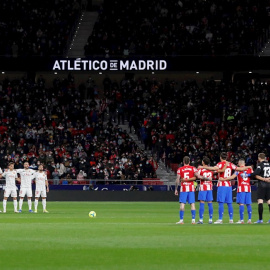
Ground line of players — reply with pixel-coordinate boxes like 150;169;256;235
175;152;270;224
0;161;49;213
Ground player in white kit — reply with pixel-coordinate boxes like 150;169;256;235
33;164;49;213
16;161;35;213
1;162;19;213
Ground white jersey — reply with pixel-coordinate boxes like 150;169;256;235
16;169;35;188
2;170;18;189
34;171;47;190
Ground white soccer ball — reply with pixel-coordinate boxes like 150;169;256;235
89;211;96;218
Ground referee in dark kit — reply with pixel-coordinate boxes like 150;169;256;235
250;153;270;223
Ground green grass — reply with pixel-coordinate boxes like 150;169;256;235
0;201;270;270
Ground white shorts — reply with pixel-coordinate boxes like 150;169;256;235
35;189;47;198
4;188;17;198
19;188;33;198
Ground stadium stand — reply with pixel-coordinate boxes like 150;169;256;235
102;76;270;172
0;75;160;184
0;73;269;185
85;0;270;57
0;1;270;187
0;0;81;57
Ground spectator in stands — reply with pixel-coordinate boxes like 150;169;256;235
85;1;270;57
66;174;72;185
0;0;81;57
52;168;60;185
77;170;87;182
58;162;67;178
1;73;270;186
144;161;154;178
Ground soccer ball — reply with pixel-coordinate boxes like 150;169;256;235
89;211;96;218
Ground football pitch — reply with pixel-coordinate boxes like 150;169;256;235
1;201;270;270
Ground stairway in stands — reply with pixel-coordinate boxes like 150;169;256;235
259;42;270;56
118;123;176;188
67;11;98;58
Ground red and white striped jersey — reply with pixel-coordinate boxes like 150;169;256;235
237;167;253;193
177;165;197;192
198;168;213;191
217;161;237;187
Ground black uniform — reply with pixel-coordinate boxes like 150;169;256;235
252;161;270;200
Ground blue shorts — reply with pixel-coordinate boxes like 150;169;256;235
179;192;195;204
217;186;233;203
198;190;213;202
236;192;252;205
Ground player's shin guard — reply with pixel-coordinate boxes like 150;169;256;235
42;199;46;210
3;199;7;212
199;203;204;220
239;205;244;220
208;203;213;220
218;203;224;220
19;199;23;210
247;204;252;220
28;199;32;210
34;199;38;211
13;200;18;212
228;203;233;220
258;203;263;220
179;210;184;220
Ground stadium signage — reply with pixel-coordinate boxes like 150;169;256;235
52;59;167;71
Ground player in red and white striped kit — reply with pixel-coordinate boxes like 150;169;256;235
221;159;253;224
175;156;211;224
221;158;269;224
201;152;251;224
197;157;214;224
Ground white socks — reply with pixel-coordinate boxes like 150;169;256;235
3;199;30;212
3;199;7;212
19;199;23;210
28;199;32;210
13;200;17;212
34;199;38;211
35;199;46;211
42;199;46;210
19;199;32;211
3;198;43;212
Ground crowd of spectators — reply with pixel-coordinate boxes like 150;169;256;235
101;76;270;173
85;0;270;57
0;74;269;184
0;0;81;57
0;75;158;185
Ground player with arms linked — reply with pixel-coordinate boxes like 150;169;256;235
222;158;269;224
201;152;251;224
33;164;49;213
197;157;215;224
16;161;35;213
175;156;212;224
220;159;253;224
1;162;19;213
